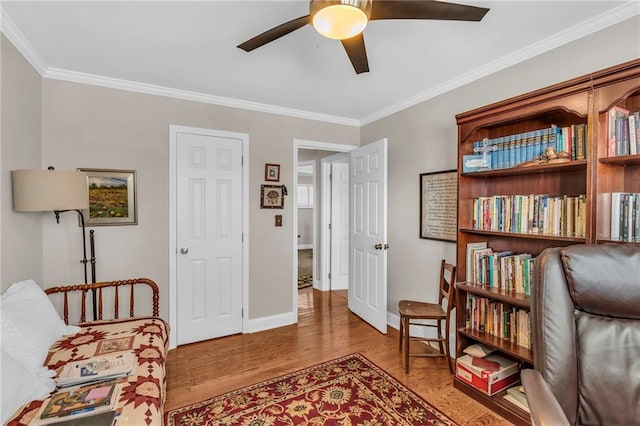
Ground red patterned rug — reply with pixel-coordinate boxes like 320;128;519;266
166;353;457;425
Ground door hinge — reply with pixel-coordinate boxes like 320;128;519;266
241;233;244;242
328;273;332;279
241;156;244;166
242;308;244;318
329;173;332;181
328;223;332;230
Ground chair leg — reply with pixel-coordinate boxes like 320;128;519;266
398;314;403;353
404;317;410;373
436;319;445;356
444;321;453;374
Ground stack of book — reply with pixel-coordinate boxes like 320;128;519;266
607;106;640;157
467;123;588;172
30;380;122;425
56;352;136;388
503;384;530;413
466;243;534;295
473;193;586;237
465;294;532;349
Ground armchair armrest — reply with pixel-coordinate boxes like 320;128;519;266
521;369;570;426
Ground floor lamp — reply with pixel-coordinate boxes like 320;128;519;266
12;168;97;320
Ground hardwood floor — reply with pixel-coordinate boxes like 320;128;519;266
165;288;513;425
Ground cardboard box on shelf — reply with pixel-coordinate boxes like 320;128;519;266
456;354;520;396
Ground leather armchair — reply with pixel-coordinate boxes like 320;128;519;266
521;244;640;426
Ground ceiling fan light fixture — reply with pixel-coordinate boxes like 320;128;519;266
311;0;372;40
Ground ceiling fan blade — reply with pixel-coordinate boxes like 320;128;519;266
238;15;311;52
370;0;489;22
341;33;370;74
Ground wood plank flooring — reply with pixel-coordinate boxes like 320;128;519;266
165;288;513;425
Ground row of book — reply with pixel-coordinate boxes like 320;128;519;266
466;295;532;350
607;106;640;157
468;124;587;171
469;246;534;295
473;194;587;237
600;192;640;242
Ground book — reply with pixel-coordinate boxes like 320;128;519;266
31;381;121;425
504;385;530;413
56;352;136;388
608;106;630;157
38;410;117;426
466;242;487;285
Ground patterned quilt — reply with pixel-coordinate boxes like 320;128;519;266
7;317;168;426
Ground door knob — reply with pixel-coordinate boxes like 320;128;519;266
180;247;189;255
374;243;383;250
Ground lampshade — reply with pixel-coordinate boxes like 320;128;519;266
12;169;89;212
311;0;372;40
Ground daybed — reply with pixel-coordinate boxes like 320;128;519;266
1;278;168;426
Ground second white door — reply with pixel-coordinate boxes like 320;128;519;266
176;129;243;345
348;139;388;334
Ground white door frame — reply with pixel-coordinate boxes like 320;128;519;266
169;125;249;350
292;139;356;322
320;153;349;291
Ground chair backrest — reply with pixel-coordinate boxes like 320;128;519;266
531;244;640;425
438;259;457;314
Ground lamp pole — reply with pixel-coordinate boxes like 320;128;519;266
53;209;96;321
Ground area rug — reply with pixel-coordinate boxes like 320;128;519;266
298;249;313;289
165;353;457;425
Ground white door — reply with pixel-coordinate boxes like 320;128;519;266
349;139;388;334
176;131;243;345
330;161;350;290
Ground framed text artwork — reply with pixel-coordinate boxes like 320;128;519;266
420;170;457;242
78;168;137;226
265;163;281;182
260;184;285;209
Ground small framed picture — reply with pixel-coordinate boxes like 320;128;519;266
78;168;137;226
265;163;280;182
260;184;284;209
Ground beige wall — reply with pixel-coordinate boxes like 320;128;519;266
1;35;43;289
39;79;360;321
362;16;640;317
2;14;639;331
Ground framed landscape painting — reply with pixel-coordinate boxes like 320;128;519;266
78;168;137;226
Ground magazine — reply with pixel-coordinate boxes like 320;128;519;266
30;381;122;425
56;352;136;388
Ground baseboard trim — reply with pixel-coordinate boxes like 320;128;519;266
246;311;296;334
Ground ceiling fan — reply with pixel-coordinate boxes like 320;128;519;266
237;0;489;74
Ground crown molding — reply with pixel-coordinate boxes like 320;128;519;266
360;2;640;126
0;8;47;75
43;67;360;127
3;2;637;129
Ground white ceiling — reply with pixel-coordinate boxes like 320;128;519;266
2;1;636;125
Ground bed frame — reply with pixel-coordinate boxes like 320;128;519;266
45;278;159;324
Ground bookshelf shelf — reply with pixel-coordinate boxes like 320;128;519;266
453;379;530;426
455;58;640;424
461;160;587;177
458;328;533;363
456;282;530;308
599;154;640;166
460;228;586;243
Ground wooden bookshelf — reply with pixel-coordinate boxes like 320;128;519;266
454;58;640;425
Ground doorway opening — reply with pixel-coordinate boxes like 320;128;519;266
292;140;356;323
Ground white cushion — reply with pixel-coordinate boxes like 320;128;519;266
0;279;79;373
463;343;495;358
0;348;55;424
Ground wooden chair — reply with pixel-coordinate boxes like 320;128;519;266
398;259;456;373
